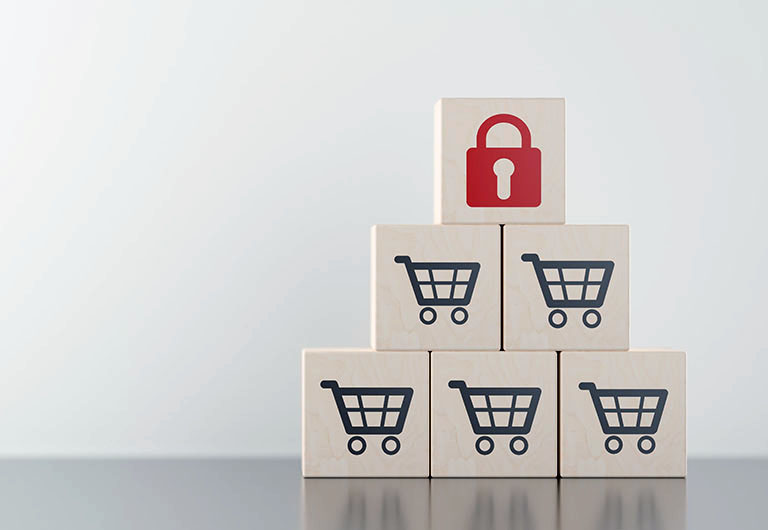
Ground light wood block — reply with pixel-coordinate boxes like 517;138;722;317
503;225;629;351
560;350;687;477
371;225;500;351
431;351;557;477
431;478;558;530
302;348;429;477
435;98;565;225
560;477;686;529
302;477;429;530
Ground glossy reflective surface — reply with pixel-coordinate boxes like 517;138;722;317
0;459;762;529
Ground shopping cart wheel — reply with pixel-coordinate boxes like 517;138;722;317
548;309;567;328
451;307;468;325
381;436;401;455
638;436;656;454
582;310;602;328
509;436;529;455
605;436;623;454
475;436;494;455
348;436;367;455
419;307;437;325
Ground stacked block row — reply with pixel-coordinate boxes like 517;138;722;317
302;98;686;478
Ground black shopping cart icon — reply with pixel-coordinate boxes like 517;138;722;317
321;380;413;456
522;253;614;329
449;380;541;456
579;382;668;455
395;255;480;326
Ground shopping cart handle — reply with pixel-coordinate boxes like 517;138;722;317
320;380;339;389
394;255;412;265
521;253;540;263
578;382;597;391
448;380;467;389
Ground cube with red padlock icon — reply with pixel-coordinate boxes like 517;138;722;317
434;98;565;224
466;113;542;207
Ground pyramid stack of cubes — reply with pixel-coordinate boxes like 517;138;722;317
303;98;686;478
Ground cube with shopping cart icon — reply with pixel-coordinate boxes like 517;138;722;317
302;349;429;477
372;225;500;351
431;351;557;477
560;350;686;477
503;225;629;351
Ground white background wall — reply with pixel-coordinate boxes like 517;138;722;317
1;0;766;457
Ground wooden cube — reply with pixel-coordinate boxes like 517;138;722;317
371;225;500;351
503;225;629;351
435;98;565;225
302;477;429;529
302;348;429;477
431;351;557;477
560;477;686;529
560;350;686;477
431;477;558;530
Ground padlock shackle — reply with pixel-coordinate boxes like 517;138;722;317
475;114;532;149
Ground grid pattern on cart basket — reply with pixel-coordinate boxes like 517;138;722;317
339;394;407;429
541;265;607;302
466;394;535;429
596;395;663;429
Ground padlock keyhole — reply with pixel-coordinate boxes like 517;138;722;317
493;158;515;200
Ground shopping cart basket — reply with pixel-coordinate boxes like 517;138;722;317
521;253;614;329
394;255;480;325
321;380;413;456
449;380;541;455
579;382;668;455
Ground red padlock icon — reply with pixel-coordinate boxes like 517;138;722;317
466;114;542;207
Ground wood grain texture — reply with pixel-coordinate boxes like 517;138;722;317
431;351;557;477
302;348;429;477
371;225;500;351
435;98;565;224
503;224;630;351
560;350;687;477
